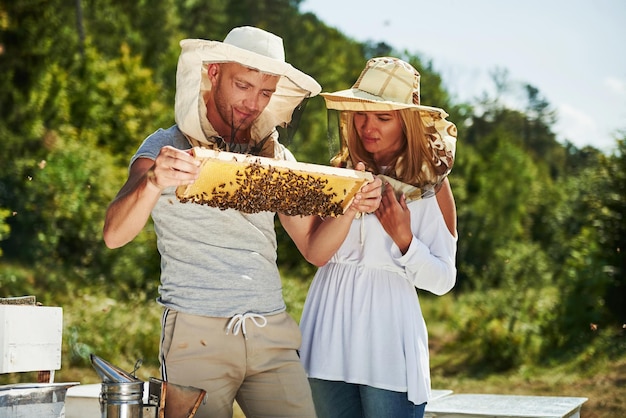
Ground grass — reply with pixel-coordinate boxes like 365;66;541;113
1;274;623;417
429;344;626;417
424;294;626;418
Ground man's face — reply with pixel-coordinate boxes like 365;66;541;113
207;62;279;138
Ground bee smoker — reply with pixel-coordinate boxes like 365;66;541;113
90;354;146;418
90;354;205;418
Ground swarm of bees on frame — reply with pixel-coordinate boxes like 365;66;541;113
178;161;347;217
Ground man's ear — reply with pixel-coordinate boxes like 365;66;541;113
207;63;220;83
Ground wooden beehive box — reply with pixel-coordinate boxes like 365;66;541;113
0;304;63;374
176;148;373;217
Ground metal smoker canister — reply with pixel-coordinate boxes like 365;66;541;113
100;380;144;418
90;354;145;418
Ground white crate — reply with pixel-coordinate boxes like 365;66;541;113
0;305;63;374
424;393;588;418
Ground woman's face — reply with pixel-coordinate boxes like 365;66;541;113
353;111;404;165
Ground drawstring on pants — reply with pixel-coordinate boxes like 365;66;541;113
225;313;267;339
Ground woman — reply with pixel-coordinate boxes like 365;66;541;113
299;57;458;418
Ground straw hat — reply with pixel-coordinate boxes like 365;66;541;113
322;57;443;114
323;57;457;198
175;26;321;149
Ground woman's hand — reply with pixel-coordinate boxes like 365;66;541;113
375;182;412;254
346;162;382;215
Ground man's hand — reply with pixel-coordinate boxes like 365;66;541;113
147;146;201;190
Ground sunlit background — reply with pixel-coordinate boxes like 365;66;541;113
302;0;626;153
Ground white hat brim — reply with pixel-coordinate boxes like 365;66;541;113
182;39;321;98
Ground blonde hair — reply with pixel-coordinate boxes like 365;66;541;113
332;109;441;187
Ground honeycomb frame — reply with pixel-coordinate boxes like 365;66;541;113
175;148;373;217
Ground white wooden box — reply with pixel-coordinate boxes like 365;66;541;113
0;305;63;374
424;393;588;418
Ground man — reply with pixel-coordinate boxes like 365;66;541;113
103;26;381;418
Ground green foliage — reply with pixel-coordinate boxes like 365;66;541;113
281;271;313;323
63;293;162;371
0;0;624;379
70;43;172;161
79;0;181;64
0;0;81;111
174;0;229;40
1;130;160;297
452;242;556;370
542;140;626;354
0;209;10;257
454;122;543;289
448;74;625;367
0;263;38;298
10;133;112;266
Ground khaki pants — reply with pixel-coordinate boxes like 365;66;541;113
160;309;316;418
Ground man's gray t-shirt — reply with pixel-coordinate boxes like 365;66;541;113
132;126;286;317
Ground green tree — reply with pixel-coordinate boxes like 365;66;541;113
70;43;171;162
455;118;544;289
0;40;165;297
542;135;626;355
80;0;180;68
2;0;623;373
601;134;626;322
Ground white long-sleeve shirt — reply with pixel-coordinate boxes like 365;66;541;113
299;195;457;405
